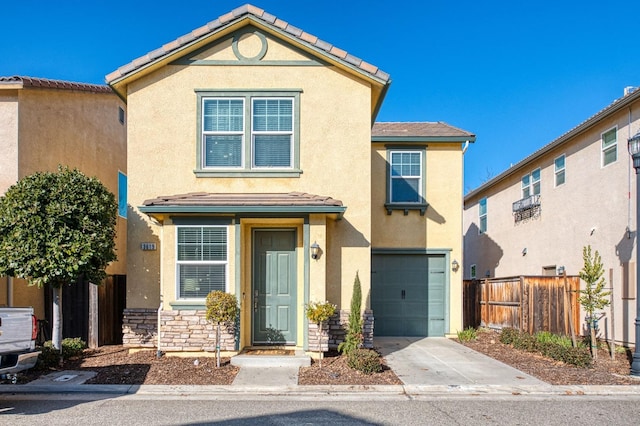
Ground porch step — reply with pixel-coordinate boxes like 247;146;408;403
231;354;311;367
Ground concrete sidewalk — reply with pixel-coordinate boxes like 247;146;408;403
2;337;640;397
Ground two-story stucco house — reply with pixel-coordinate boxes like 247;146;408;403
0;76;127;346
109;4;474;355
464;86;640;345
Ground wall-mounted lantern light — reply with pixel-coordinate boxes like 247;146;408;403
451;259;459;272
310;241;320;260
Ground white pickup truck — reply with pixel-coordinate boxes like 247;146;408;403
0;307;40;383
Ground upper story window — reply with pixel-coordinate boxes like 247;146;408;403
521;168;540;198
196;90;301;177
554;155;565;187
385;148;427;215
479;197;487;234
176;226;228;299
390;150;422;203
602;127;617;167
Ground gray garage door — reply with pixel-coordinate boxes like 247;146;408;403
371;254;446;336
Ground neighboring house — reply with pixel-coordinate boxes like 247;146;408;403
464;86;640;345
0;76;127;346
108;4;473;354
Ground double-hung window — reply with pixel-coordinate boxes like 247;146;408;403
479;197;487;234
197;90;300;176
554;155;565;187
176;226;227;299
389;150;423;203
521;168;540;198
602;127;617;167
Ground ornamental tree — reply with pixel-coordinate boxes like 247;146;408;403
0;166;117;352
205;290;239;367
578;245;611;359
305;300;336;368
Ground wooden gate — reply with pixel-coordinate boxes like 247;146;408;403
463;275;580;335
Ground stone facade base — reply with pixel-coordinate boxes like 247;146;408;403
309;309;374;351
123;308;374;352
122;308;236;352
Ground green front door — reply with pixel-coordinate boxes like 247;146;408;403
252;230;297;345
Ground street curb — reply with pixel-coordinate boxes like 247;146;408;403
2;384;640;396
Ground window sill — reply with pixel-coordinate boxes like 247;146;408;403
194;169;302;178
384;203;428;216
169;301;206;310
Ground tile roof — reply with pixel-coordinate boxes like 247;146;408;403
143;192;344;208
372;122;476;139
0;76;114;94
106;4;389;84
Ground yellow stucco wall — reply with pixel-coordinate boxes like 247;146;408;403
126;29;372;315
370;142;465;333
0;86;127;318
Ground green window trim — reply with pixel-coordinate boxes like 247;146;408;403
385;147;427;215
195;90;301;176
479;197;487;234
176;225;228;300
554;154;566;187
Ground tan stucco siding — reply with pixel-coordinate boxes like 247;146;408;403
0;93;19;194
370;143;464;333
16;88;128;276
126;48;372;310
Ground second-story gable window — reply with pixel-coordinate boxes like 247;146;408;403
252;98;293;168
390;150;423;203
521;168;541;198
602;127;617;167
196;90;301;177
479;197;487;234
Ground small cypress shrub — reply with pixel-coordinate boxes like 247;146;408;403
338;272;364;355
347;348;383;374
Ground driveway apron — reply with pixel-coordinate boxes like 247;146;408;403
375;337;546;386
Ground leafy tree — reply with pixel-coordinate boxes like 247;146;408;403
578;245;611;358
205;291;239;368
338;272;364;354
0;166;117;352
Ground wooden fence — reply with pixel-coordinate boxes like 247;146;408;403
463;275;581;336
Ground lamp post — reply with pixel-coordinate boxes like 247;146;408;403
628;129;640;376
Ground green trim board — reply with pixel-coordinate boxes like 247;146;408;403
235;220;242;351
170;217;233;225
385;147;427;213
303;218;310;351
140;206;346;218
171;26;327;68
168;301;206;310
194;170;302;178
372;248;452;255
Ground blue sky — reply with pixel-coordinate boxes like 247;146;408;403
2;0;639;192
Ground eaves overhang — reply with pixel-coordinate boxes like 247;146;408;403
372;135;476;143
139;204;346;217
464;87;640;202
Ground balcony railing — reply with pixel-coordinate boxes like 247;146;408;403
512;194;541;212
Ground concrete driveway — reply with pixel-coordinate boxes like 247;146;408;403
375;337;546;386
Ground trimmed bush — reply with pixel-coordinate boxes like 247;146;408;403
346;348;383;374
36;338;87;369
499;327;520;345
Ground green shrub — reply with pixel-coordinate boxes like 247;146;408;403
535;331;573;348
338;272;364;355
36;338;87;369
499;327;520;345
346;348;383;374
512;333;537;352
457;327;478;342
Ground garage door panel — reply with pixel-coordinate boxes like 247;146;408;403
372;254;447;337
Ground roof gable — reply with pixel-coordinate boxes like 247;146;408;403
107;4;390;114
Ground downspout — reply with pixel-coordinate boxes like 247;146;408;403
630;107;634;241
462;140;470;155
